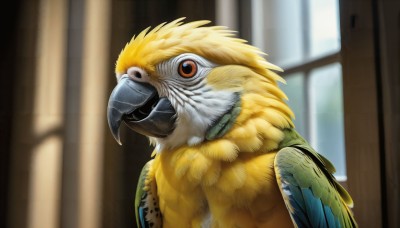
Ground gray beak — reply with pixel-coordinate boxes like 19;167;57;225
107;76;176;145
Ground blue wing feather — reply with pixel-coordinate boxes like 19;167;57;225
323;204;339;228
139;206;147;228
283;181;309;227
301;188;327;227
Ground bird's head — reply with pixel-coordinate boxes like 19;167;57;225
107;18;293;150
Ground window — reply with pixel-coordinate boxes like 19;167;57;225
250;0;346;180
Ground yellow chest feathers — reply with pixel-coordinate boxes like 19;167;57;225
150;147;291;227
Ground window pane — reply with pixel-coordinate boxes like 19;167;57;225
280;73;307;138
309;0;341;57
309;63;346;180
252;0;304;67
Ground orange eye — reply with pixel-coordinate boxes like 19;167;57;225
178;60;197;78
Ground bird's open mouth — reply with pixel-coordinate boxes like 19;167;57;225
124;93;160;121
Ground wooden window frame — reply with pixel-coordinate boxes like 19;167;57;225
339;0;396;227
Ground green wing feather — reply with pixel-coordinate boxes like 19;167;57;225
135;160;162;228
275;129;357;227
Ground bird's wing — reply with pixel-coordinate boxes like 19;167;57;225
274;146;357;228
135;160;162;228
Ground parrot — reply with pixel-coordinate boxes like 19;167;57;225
107;18;357;228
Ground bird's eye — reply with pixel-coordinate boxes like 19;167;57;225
178;60;197;78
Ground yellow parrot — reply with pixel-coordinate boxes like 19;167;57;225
107;18;357;228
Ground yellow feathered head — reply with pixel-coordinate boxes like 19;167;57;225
116;18;282;79
108;18;294;149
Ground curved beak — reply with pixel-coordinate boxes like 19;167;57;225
107;76;176;145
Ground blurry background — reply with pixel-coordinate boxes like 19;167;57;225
0;0;399;227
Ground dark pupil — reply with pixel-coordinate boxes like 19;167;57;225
182;62;193;74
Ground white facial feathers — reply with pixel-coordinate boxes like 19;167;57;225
153;54;238;149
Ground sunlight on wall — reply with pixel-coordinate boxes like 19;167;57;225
27;0;67;227
78;0;111;228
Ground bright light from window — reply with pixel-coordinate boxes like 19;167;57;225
309;0;341;57
309;63;346;180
